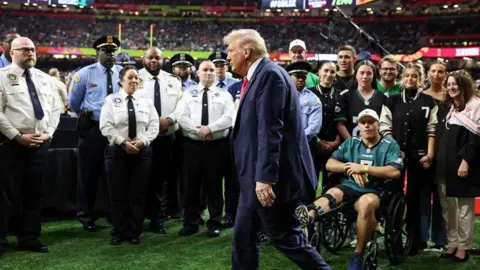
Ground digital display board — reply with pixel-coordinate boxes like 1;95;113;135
6;0;94;6
259;0;308;9
308;0;375;8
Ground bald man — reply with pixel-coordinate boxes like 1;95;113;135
0;37;61;254
138;47;183;233
0;32;20;68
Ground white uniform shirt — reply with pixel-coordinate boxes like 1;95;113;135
0;63;61;139
100;89;159;147
176;83;233;141
138;68;182;136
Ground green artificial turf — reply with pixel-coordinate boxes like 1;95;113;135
1;217;479;270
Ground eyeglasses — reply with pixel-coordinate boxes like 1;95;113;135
449;69;467;75
13;48;36;54
381;68;397;72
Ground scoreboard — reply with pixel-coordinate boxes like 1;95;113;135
259;0;308;9
259;0;375;9
8;0;94;6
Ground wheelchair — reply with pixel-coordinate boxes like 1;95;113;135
308;175;413;269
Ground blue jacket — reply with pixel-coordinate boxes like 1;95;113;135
231;58;317;206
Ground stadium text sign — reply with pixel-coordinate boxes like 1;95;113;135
260;0;308;9
455;48;479;57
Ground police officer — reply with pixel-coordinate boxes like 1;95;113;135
116;52;136;67
100;65;159;245
176;61;234;237
379;63;438;254
285;61;322;152
69;36;123;232
0;37;61;254
170;53;197;91
0;31;20;68
208;51;238;89
139;47;183;234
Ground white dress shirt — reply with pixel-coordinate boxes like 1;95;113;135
247;57;264;81
138;68;182;136
0;63;61;139
176;83;234;141
100;89;159;147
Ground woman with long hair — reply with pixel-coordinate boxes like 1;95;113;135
380;62;438;254
436;70;480;262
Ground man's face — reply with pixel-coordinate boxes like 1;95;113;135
291;73;306;90
226;42;248;76
379;61;398;83
289;46;306;63
215;63;228;80
98;46;117;69
428;63;446;85
337;50;354;72
359;118;379;140
143;49;163;74
173;64;191;79
2;33;20;60
198;62;215;87
11;38;36;69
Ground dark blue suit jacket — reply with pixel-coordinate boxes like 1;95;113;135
231;58;317;207
228;81;243;101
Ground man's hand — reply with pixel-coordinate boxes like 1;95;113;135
458;160;469;178
317;140;332;153
419;155;432;169
196;125;212;138
17;133;44;148
159;118;170;132
401;151;406;160
130;140;145;151
351;173;367;187
256;182;276;207
124;141;139;154
345;162;363;176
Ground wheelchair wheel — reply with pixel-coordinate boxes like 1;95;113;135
319;211;350;253
385;193;413;265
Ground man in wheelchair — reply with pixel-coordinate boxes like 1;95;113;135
296;109;404;270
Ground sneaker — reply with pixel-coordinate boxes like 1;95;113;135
350;239;358;248
347;252;363;270
294;205;309;239
425;244;446;252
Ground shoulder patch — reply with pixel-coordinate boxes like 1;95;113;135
139;78;144;88
73;74;81;83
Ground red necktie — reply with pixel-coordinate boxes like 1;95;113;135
240;77;249;100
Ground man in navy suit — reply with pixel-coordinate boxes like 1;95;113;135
224;29;331;270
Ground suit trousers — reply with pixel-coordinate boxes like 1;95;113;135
0;139;49;245
76;122;109;225
437;177;475;249
232;197;331;270
105;145;152;238
145;135;175;225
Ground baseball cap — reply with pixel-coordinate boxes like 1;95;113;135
289;39;306;51
358;109;379;122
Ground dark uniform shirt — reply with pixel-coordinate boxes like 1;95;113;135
335;89;387;137
379;89;438;157
310;85;340;142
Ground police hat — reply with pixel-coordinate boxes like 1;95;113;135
116;52;135;65
93;36;120;50
285;61;312;76
170;53;195;67
208;51;228;65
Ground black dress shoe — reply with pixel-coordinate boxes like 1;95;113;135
18;242;48;253
83;222;98;232
224;217;234;228
154;224;167;234
178;227;198;236
130;237;140;245
207;228;220;238
452;252;470;263
110;236;122;245
440;248;457;259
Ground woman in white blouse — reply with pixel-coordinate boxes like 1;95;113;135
100;65;159;245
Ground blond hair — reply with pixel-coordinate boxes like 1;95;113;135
378;55;398;69
224;29;268;58
401;63;426;89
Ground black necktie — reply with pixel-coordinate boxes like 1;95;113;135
153;76;161;117
106;68;113;95
217;81;225;88
24;69;44;120
201;88;209;126
127;95;137;139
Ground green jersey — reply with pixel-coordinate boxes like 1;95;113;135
331;136;403;194
306;72;319;88
376;80;401;97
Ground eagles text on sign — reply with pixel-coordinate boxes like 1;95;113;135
455;48;480;57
